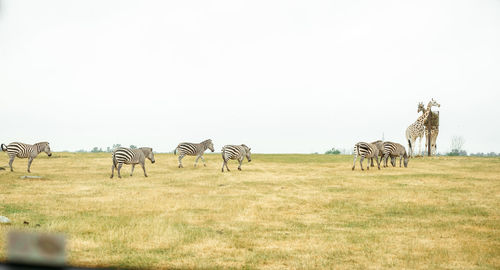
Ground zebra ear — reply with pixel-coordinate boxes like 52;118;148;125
249;148;251;151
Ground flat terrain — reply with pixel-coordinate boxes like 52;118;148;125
0;153;499;269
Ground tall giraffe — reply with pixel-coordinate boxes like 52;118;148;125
425;116;439;155
405;99;440;157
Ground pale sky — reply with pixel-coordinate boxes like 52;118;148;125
1;0;499;153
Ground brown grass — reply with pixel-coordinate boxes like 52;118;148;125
0;153;499;269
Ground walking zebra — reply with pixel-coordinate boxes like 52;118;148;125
110;147;155;179
1;142;52;172
221;144;251;172
352;142;380;171
174;139;214;168
382;141;409;168
370;140;385;167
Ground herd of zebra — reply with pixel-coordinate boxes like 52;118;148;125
1;139;407;176
352;140;409;171
0;139;252;177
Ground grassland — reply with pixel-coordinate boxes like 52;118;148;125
0;152;499;269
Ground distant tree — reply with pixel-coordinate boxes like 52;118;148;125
130;145;137;149
76;149;87;153
91;147;103;153
112;144;122;151
447;136;467;156
325;148;341;155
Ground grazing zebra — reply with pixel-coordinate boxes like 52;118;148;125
1;142;52;172
110;147;155;179
174;139;214;168
382;141;409;168
221;144;251;172
352;142;380;171
370;140;385;167
405;99;440;157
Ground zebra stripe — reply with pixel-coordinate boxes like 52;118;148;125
352;142;380;171
110;147;155;179
221;144;252;172
1;142;51;172
383;141;409;168
369;140;385;167
174;139;214;168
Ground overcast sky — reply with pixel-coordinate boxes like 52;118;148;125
1;0;499;153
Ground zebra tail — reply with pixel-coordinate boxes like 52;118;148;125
1;144;6;152
173;147;177;155
408;139;412;152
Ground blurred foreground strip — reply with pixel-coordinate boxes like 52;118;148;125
7;231;66;266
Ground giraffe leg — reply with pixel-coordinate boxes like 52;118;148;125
418;137;423;156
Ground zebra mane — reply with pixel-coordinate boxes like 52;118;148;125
35;142;49;146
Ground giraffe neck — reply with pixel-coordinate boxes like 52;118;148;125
416;108;431;124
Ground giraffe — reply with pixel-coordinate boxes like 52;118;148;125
425;119;439;155
405;98;440;157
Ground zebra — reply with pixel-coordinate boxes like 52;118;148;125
110;147;155;179
352;142;380;171
382;141;409;168
174;139;214;168
1;142;52;173
370;140;385;167
221;144;251;172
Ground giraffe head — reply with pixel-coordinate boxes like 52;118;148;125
417;102;425;113
427;98;440;110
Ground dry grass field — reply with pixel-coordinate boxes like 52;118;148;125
0;152;499;269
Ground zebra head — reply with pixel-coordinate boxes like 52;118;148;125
141;147;155;163
37;142;52;157
204;139;214;152
403;152;409;168
241;144;252;162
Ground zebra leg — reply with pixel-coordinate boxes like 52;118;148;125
8;156;14;172
141;162;147;177
225;160;231;172
399;157;403;167
383;154;388;167
27;157;34;173
178;154;184;168
194;155;201;167
238;158;243;171
352;153;358;170
201;156;206;167
376;156;380;170
360;156;365;171
130;164;135;176
117;163;123;178
110;163;115;178
370;157;374;167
